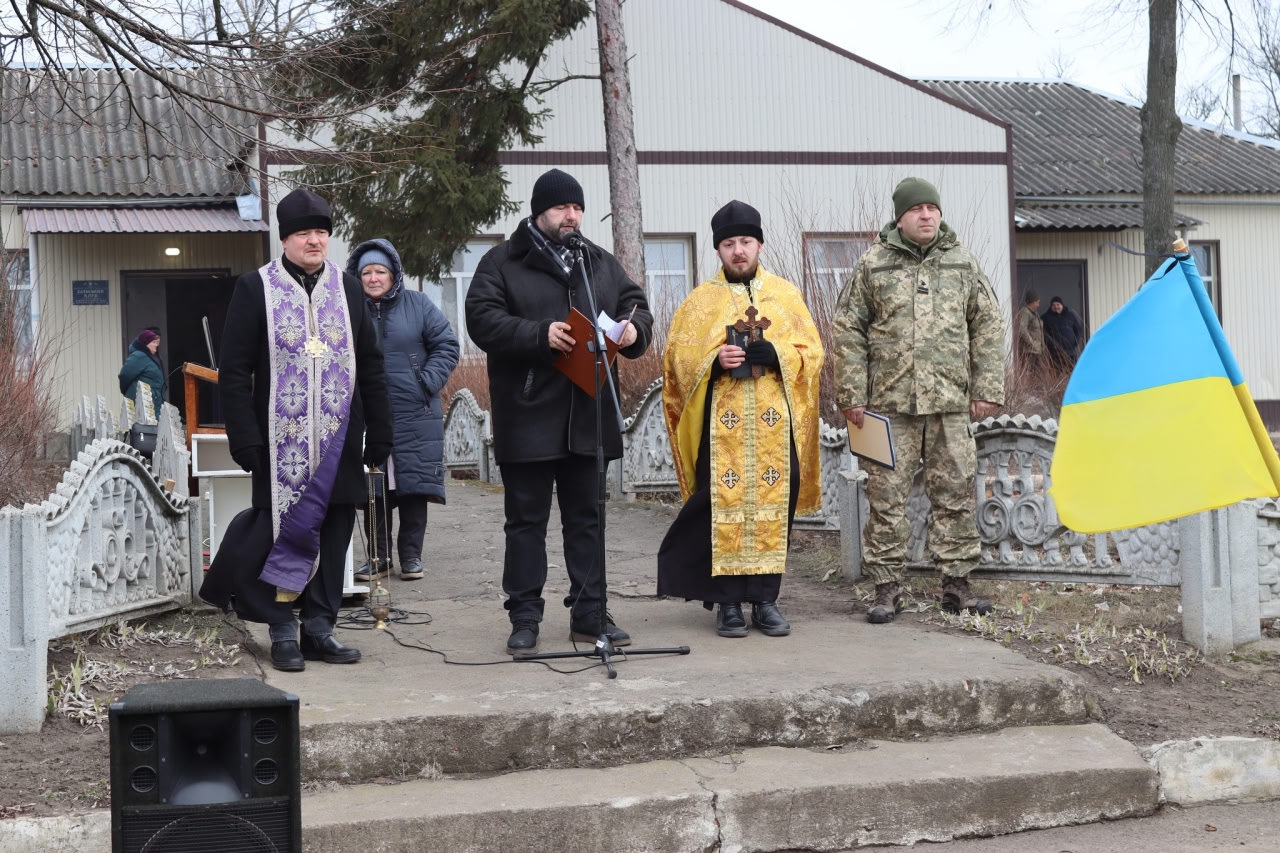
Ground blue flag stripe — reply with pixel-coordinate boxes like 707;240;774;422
1062;258;1227;406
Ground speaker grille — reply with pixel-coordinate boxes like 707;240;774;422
130;724;157;752
130;766;158;793
123;800;291;853
253;759;279;786
253;718;278;745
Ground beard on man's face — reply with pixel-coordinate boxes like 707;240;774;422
537;216;576;245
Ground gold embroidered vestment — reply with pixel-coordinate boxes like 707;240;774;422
662;268;824;576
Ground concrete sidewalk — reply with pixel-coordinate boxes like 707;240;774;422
242;481;1094;783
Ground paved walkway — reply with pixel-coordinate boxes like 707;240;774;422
256;479;1072;722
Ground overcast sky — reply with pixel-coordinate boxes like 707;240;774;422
744;0;1255;128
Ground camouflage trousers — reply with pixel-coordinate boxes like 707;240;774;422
863;412;979;585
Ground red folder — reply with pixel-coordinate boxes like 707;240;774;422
553;308;620;398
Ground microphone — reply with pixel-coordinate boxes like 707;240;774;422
562;230;588;250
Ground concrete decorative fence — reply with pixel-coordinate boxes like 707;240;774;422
445;388;1276;654
835;413;1275;654
1;426;200;734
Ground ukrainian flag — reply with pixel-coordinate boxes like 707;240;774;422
1049;253;1280;533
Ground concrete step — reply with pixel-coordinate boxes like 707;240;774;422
261;602;1097;784
300;723;1157;853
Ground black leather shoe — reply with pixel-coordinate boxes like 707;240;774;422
569;609;632;647
506;621;539;655
300;633;361;664
399;557;424;580
716;603;748;638
270;640;305;672
750;601;791;637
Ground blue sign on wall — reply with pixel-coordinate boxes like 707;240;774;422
72;280;109;305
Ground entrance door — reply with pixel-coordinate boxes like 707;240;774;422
122;269;233;425
1015;261;1088;338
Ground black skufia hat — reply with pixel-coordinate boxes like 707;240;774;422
277;188;332;240
712;200;764;247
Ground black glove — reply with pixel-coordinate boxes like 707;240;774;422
745;339;779;368
364;444;392;469
231;444;268;475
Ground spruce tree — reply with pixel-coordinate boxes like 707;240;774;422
288;0;592;278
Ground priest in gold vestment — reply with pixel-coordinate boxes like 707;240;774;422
658;201;823;638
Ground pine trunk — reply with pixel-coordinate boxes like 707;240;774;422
595;0;646;286
1140;0;1183;277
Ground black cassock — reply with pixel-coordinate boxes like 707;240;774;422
198;508;292;624
656;364;801;609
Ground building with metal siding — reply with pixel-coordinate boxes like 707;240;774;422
1;69;266;428
929;80;1280;423
268;0;1016;362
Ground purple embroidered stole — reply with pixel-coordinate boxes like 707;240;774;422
258;259;357;593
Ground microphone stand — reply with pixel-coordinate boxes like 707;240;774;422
515;237;690;678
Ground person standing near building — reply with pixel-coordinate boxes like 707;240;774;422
118;328;166;413
832;177;1005;624
1041;296;1084;371
465;168;653;655
211;188;393;671
346;239;459;582
1017;289;1044;371
657;201;824;638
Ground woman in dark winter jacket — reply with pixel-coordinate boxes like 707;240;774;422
118;328;166;413
346;239;460;581
1041;296;1085;371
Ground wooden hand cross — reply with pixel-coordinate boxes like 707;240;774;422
733;305;772;378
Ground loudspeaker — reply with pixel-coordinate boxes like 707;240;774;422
109;678;301;853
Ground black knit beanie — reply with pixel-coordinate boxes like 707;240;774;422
530;169;585;216
277;188;332;240
711;200;764;247
892;177;942;222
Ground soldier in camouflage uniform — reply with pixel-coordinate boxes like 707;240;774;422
832;177;1006;623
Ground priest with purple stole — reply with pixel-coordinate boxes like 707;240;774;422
203;188;393;672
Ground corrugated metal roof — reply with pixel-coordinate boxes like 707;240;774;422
1;68;259;199
1015;204;1203;231
23;206;268;233
924;80;1280;195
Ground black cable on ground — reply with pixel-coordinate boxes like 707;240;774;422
333;603;685;675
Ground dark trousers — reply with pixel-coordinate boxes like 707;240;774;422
360;490;431;565
270;503;356;640
500;454;603;624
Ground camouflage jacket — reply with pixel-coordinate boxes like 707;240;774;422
832;222;1005;415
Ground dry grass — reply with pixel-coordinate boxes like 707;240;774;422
0;253;60;507
876;578;1203;685
46;619;245;729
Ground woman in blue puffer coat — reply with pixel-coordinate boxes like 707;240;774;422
346;239;460;580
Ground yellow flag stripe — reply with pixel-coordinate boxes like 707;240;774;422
1049;376;1279;533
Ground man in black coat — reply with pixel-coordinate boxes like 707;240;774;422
1042;295;1085;371
211;188;393;672
465;168;653;655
